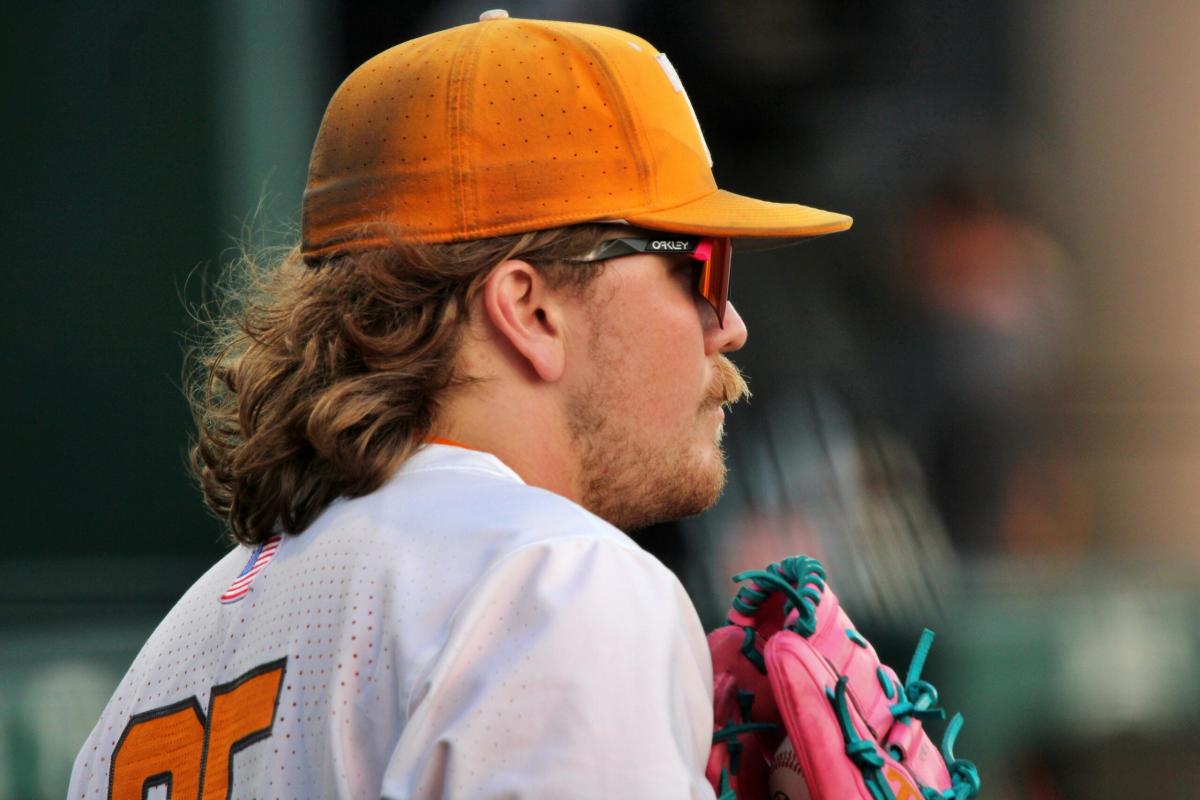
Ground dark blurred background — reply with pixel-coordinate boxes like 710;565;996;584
5;2;1200;798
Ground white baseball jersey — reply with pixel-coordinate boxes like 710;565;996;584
69;442;717;799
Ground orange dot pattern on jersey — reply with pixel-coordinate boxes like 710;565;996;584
301;16;852;259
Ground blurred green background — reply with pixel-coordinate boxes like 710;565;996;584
7;2;1200;798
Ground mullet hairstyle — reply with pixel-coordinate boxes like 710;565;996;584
188;223;620;546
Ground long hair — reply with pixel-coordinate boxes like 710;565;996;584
187;224;619;545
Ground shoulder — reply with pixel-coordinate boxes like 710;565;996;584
326;442;634;560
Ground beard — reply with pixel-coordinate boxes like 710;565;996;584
567;354;751;532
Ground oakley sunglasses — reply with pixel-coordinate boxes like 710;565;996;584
571;235;733;327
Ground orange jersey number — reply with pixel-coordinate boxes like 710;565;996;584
109;658;286;800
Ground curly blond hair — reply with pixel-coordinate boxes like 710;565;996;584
188;224;620;545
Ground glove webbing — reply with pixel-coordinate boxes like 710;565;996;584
729;556;826;636
712;690;779;780
714;557;826;792
712;718;778;775
717;558;827;794
739;626;766;674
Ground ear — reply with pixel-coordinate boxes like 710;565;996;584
480;259;567;382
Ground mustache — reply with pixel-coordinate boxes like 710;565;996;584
708;356;751;408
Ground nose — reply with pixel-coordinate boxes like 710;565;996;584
705;301;748;355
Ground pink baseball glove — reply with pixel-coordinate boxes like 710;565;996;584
706;556;980;800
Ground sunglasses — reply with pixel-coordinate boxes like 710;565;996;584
571;235;733;327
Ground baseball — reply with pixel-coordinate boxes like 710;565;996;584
768;736;813;800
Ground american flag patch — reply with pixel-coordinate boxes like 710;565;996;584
219;535;283;604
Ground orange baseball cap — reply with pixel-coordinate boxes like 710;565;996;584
301;10;852;261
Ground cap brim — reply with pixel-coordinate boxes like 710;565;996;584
623;188;852;239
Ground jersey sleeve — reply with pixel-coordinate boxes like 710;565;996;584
381;535;716;799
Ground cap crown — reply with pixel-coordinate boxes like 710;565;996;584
302;17;715;257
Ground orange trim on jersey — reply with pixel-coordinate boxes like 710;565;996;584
428;435;479;451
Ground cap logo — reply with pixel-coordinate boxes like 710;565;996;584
655;53;713;168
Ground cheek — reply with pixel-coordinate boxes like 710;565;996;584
617;304;707;425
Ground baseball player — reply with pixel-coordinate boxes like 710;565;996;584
69;11;851;799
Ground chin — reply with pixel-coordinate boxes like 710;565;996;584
590;450;727;532
693;437;729;495
575;411;731;531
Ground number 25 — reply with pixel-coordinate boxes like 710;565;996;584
108;658;286;800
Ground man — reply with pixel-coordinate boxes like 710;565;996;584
70;11;850;799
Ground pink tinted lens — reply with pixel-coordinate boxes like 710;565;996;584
694;237;731;326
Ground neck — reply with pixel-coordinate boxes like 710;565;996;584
434;388;581;504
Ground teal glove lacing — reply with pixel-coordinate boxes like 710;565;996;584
887;629;946;724
728;556;826;637
920;713;981;800
826;676;894;800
